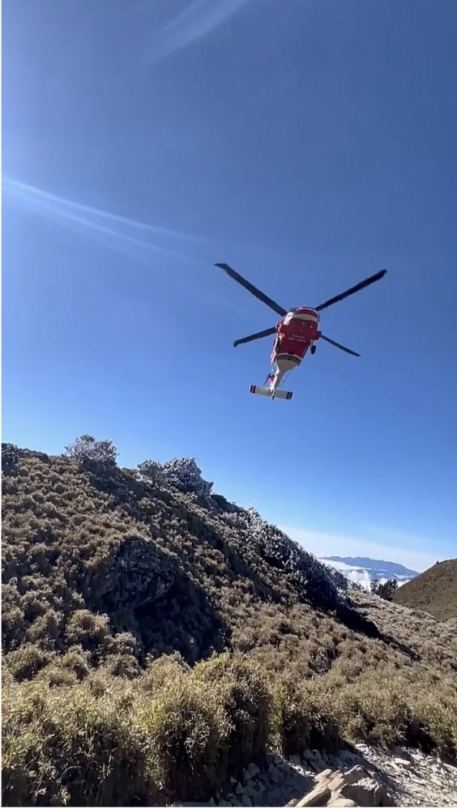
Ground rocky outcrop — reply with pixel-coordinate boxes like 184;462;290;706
174;744;457;807
296;765;392;806
187;749;394;808
88;535;175;611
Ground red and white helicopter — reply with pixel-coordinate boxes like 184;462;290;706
216;263;387;400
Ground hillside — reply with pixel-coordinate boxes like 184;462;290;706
321;557;418;591
393;559;457;621
2;439;457;807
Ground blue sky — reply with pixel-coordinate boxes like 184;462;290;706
3;0;456;571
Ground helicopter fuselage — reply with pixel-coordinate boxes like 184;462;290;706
271;307;321;373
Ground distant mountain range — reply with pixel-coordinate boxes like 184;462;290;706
319;555;419;591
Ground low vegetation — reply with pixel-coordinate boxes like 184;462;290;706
371;577;398;601
2;439;457;806
393;559;457;621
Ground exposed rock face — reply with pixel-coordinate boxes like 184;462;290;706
173;750;393;807
312;765;392;806
183;744;457;807
90;535;175;610
296;782;332;806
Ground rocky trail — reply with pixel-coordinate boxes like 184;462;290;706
174;745;457;807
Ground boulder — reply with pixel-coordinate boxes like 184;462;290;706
340;779;391;807
296;784;332;807
244;781;263;800
315;769;335;783
326;766;369;794
392;757;411;768
244;763;261;780
295;761;394;808
265;787;287;805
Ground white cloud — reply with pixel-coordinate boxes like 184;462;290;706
3;177;204;267
3;176;252;316
322;559;374;590
146;0;251;62
4;176;202;241
279;525;442;573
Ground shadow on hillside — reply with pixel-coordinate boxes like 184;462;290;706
336;601;421;662
220;759;314;807
91;545;231;666
134;566;231;664
84;466;421;663
87;466;285;606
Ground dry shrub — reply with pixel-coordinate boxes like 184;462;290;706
137;676;229;800
331;677;413;747
409;684;457;755
2;585;26;651
139;652;190;697
5;643;54;682
271;673;341;756
103;653;142;679
193;653;271;772
2;677;158;806
60;646;91;680
37;665;79;689
25;609;62;650
327;667;457;756
65;609;111;653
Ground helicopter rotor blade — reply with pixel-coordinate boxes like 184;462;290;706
320;334;360;357
215;263;288;317
315;269;387;312
233;326;277;347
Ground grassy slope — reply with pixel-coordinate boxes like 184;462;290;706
2;445;457;806
393;559;457;621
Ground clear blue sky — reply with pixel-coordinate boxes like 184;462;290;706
3;0;456;571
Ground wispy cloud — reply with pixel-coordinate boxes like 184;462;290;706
146;0;251;62
3;176;245;314
3;176;205;267
280;525;443;573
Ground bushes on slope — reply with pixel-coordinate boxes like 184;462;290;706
3;650;457;807
271;673;342;756
2;677;157;807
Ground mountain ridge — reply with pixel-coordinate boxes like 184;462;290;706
393;559;457;621
2;438;457;806
320;555;419;591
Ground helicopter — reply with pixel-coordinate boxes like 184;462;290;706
215;262;387;400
